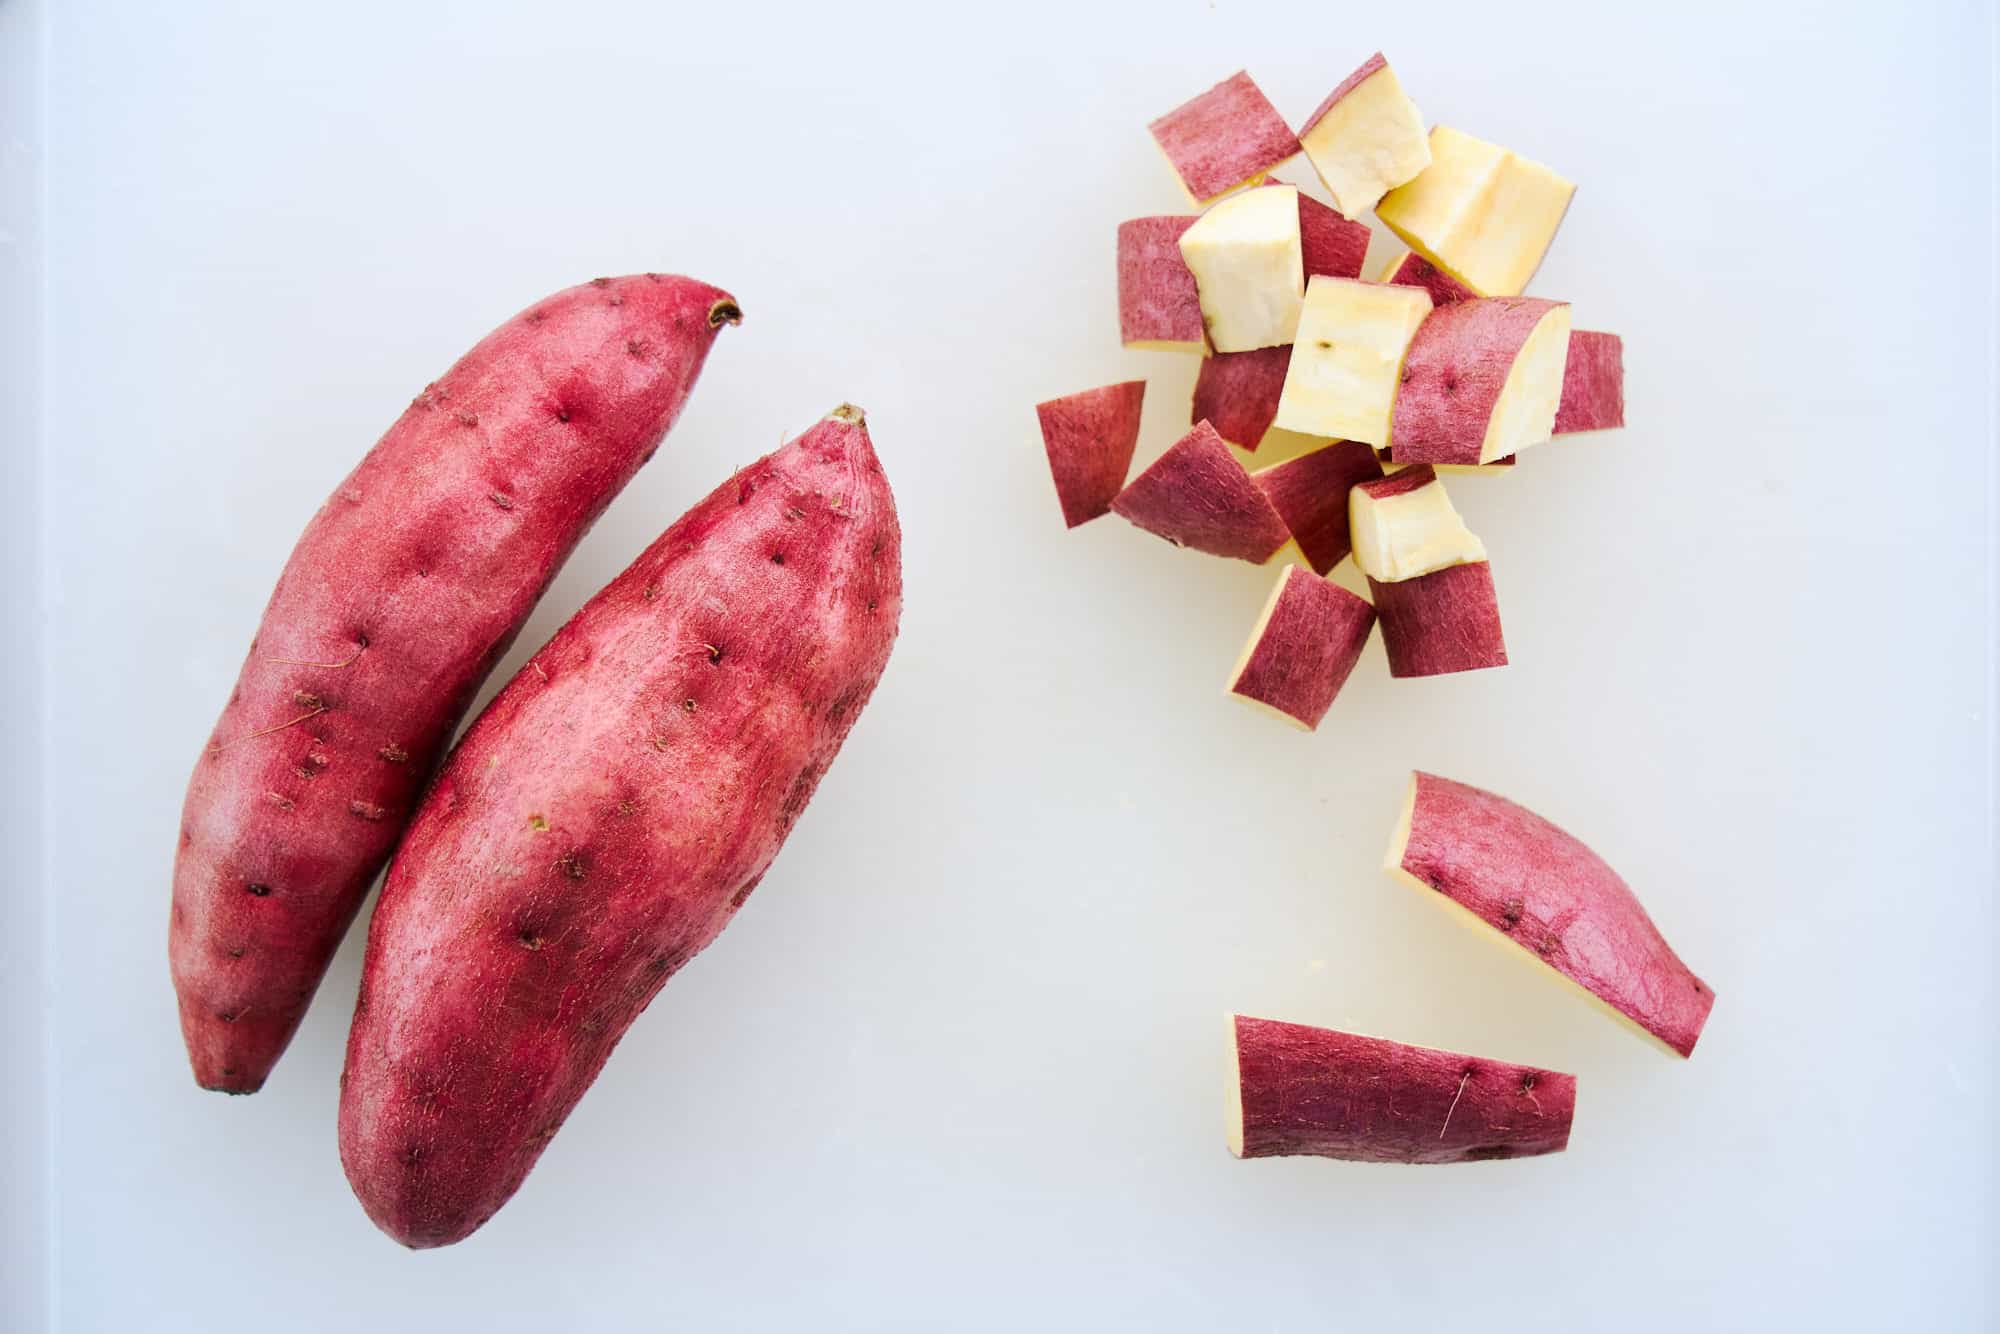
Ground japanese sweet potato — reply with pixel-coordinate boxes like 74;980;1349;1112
170;274;740;1093
338;406;902;1248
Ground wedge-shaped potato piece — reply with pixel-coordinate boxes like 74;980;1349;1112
1377;126;1575;296
1117;216;1205;351
1385;772;1715;1057
1228;1015;1575;1163
1349;465;1485;582
1369;561;1506;676
1036;380;1146;528
1553;330;1625;434
1112;420;1289;562
1389;297;1571;465
1252;439;1383;575
1179;185;1305;353
1273;276;1431;445
1296;53;1432;217
1148;70;1300;205
1226;565;1375;729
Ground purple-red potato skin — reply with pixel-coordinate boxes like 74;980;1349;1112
1112;421;1290;562
1253;440;1383;575
1369;561;1507;676
338;410;901;1249
1355;462;1437;503
1391;773;1714;1057
1192;348;1288;449
1148;71;1299;203
1118;216;1205;348
1296;192;1371;280
1264;179;1371;280
1554;331;1625;434
1229;568;1375;729
169;275;740;1094
1037;380;1146;526
1229;1016;1575;1163
1382;251;1477;306
1389;297;1568;465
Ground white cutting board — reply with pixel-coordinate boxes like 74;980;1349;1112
6;0;1994;1329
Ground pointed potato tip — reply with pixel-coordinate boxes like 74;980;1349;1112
707;298;743;328
826;403;867;425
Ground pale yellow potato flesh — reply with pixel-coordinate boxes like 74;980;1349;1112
1477;304;1571;462
1299;62;1430;217
1178;185;1305;352
1224;1013;1247;1157
1383;459;1516;476
1376;126;1575;297
1349;474;1487;582
1272;276;1431;444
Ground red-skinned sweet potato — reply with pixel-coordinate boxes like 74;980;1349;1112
170;274;740;1094
1226;566;1375;730
338;406;901;1249
1111;420;1289;562
1295;190;1372;282
1370;561;1508;677
1553;330;1625;434
1388;296;1571;466
1386;772;1714;1057
1381;250;1477;306
1037;379;1146;526
1259;178;1372;281
1228;1015;1575;1163
1252;439;1383;575
1148;70;1299;204
1117;216;1205;350
1191;347;1289;450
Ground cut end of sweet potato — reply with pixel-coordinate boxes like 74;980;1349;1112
1273;276;1431;445
1481;303;1570;462
1349;465;1487;582
707;298;744;328
1384;770;1420;871
1179;185;1305;353
1378;126;1575;297
827;402;866;424
1388;297;1571;466
1297;53;1431;218
1224;1013;1249;1158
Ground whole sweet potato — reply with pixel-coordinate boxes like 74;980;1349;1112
338;406;902;1248
171;275;741;1093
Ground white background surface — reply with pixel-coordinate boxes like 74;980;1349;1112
6;1;1995;1329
